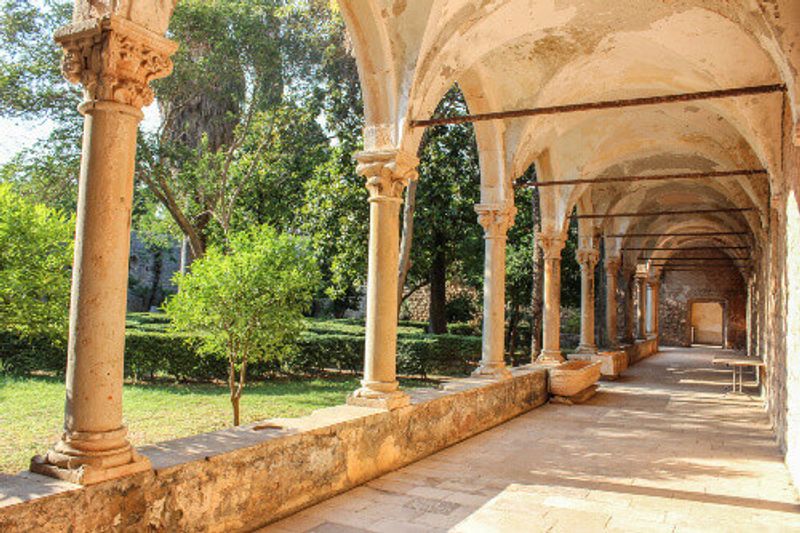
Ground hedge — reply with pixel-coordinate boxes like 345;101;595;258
1;318;483;380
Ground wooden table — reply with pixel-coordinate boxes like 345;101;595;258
712;356;765;393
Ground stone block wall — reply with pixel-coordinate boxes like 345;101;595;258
659;268;746;349
0;368;548;532
768;108;800;489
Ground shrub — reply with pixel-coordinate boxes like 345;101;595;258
0;184;74;343
0;331;64;375
448;321;481;336
165;226;320;424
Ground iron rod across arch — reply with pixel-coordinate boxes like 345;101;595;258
573;207;754;219
516;169;766;188
608;231;748;237
623;246;749;251
410;83;785;128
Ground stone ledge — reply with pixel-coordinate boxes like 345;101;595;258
0;367;548;532
623;337;659;365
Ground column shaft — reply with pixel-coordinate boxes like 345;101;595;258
605;260;621;348
576;249;600;353
650;281;660;336
537;234;566;364
624;272;635;342
474;205;515;378
348;150;418;410
637;276;647;339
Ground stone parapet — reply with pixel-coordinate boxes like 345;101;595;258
0;368;548;532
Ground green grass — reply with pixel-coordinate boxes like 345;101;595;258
0;374;429;475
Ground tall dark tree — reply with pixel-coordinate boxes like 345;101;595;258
409;87;483;334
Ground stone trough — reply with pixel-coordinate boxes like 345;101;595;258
568;350;628;380
548;360;601;404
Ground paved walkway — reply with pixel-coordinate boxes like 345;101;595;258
264;347;800;532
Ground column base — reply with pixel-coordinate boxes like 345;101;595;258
30;426;151;485
575;344;598;354
536;350;565;365
471;363;512;380
31;450;150;486
347;385;410;410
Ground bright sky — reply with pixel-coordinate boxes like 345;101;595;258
0;102;163;166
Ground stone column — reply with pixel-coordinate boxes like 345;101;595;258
649;279;660;336
623;269;636;343
537;233;566;364
637;275;647;339
575;247;600;353
347;150;418;410
473;204;516;378
605;257;621;348
31;16;177;485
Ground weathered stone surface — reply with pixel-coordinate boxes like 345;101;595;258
568;350;627;379
659;269;746;349
0;368;548;532
623;338;659;365
548;360;601;398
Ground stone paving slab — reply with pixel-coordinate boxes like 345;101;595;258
262;347;800;533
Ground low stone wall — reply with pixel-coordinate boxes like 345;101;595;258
624;337;659;365
0;368;548;532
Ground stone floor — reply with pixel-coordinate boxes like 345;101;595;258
263;347;800;533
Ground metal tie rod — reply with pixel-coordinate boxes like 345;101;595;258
573;207;754;219
608;231;748;237
516;169;766;189
411;83;785;128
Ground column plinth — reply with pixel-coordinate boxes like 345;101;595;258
31;15;176;485
347;150;418;410
537;233;566;365
605;258;621;349
472;204;516;379
575;247;600;354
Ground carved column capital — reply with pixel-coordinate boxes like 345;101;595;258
605;256;622;275
55;16;178;109
475;204;516;239
537;232;566;260
575;247;600;269
355;149;419;202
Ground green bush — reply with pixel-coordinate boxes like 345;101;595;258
2;314;482;381
447;321;481;336
0;332;64;375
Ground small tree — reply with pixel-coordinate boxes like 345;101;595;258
0;184;74;342
165;225;320;425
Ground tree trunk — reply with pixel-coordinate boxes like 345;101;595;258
429;242;448;334
231;395;240;426
146;247;163;310
530;189;544;357
397;180;417;315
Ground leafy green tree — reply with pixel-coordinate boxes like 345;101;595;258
0;183;74;341
408;87;483;333
165;225;320;425
0;0;80;211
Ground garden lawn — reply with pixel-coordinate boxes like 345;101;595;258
0;374;370;475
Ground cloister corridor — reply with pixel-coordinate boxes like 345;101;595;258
265;348;800;533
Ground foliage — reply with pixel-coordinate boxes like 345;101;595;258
0;184;73;342
409;87;483;332
0;0;80;210
165;225;320;424
0;0;74;120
